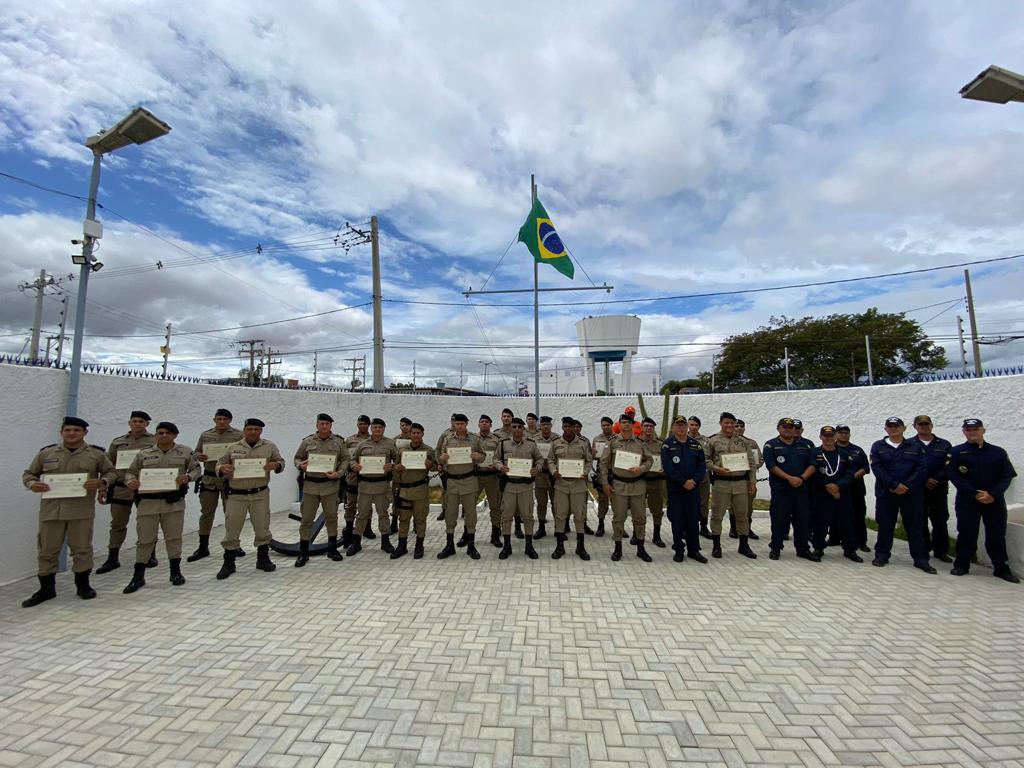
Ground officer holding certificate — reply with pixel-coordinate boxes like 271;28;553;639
22;416;117;607
496;418;543;559
705;412;757;559
293;413;350;567
97;410;155;575
552;416;594;560
392;423;436;559
189;408;243;562
599;413;654;562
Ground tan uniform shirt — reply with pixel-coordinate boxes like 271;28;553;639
345;431;370;488
706;432;756;482
217;438;285;490
23;442;117;521
640;436;666;482
738;434;764;470
496;438;543;495
493;427;512;440
127;443;201;514
438;432;482;493
195;426;244;480
107;431;156;502
353;437;397;492
533;432;557;489
599;435;653;497
294;433;350;496
553;435;593;493
396;444;436;501
476;432;501;475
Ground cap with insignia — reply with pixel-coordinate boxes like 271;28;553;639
819;426;836;436
777;417;795;427
62;416;89;429
130;410;151;421
792;418;803;428
885;416;904;427
156;421;179;434
316;413;334;423
371;417;387;427
672;415;688;424
215;408;232;419
962;418;984;428
245;418;265;428
913;415;932;425
835;424;851;432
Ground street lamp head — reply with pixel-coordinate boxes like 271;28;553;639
959;64;1024;104
85;107;172;154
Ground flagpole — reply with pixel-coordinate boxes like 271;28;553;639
531;174;541;417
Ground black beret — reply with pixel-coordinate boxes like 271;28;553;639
688;416;701;426
399;416;412;425
539;416;553;424
357;414;371;424
561;416;575;425
130;410;151;421
215;408;232;419
62;416;89;429
501;408;514;417
479;414;492;423
719;411;735;422
371;417;386;427
155;421;179;434
527;413;538;419
245;418;265;428
619;413;635;423
642;417;656;426
511;417;526;426
410;422;425;432
316;413;334;423
601;416;613;425
452;413;468;423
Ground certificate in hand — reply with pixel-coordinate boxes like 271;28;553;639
360;455;386;474
40;473;88;499
402;450;427;470
594;443;608;458
139;467;179;492
650;456;663;473
305;453;336;474
720;452;750;472
613;450;641;471
233;458;268;479
483;450;495;467
447;446;472;465
558;458;585;478
115;449;141;470
507;457;533;478
536;442;552;459
203;443;234;462
395;438;412;451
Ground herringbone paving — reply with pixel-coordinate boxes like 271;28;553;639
1;507;1022;767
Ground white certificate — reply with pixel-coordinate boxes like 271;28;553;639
305;453;336;474
508;457;533;478
203;443;234;462
360;455;386;474
233;458;268;479
650;456;663;473
402;450;427;470
721;452;751;472
536;442;552;459
115;449;141;470
613;450;641;471
594;442;608;459
558;458;585;478
139;467;179;492
40;473;88;499
447;446;472;465
394;438;412;451
483;450;495;467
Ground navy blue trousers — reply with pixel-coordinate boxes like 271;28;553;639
769;485;810;554
874;491;929;564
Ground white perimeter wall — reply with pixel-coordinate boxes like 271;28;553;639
1;364;1022;585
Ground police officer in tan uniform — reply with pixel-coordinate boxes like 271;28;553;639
476;414;504;547
532;416;557;539
122;422;201;593
392;422;436;559
293;413;350;567
390;417;414;533
705;412;758;559
348;418;397;556
22;416;117;607
552;416;594;560
188;408;243;562
341;415;373;545
600;413;653;562
734;419;763;540
437;414;484;559
591;417;615;536
638;417;667;548
496;418;543;559
96;410;156;574
215;418;285;579
434;413;459;520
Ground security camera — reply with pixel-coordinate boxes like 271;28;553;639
90;261;104;273
71;239;82;245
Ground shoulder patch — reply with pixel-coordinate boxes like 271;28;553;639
40;443;57;451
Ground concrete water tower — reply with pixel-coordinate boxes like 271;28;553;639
576;315;641;394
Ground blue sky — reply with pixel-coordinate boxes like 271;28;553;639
2;0;1023;392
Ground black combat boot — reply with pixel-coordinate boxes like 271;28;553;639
712;535;723;559
295;539;310;568
690;550;709;564
437;533;456;559
233;547;246;558
552;533;566;560
499;534;513;559
636;541;653;563
346;535;362;557
729;514;738;539
514;515;524;539
216;549;236;580
524;535;538;559
255;544;276;571
652;525;666;548
74;569;97;599
22;573;57;608
381;534;395;554
362;521;376;540
738;535;757;559
187;535;210;562
490;525;502;547
414;537;425;559
390;537;409;559
700;517;712;538
595;519;605;537
146;548;159;568
575;533;590;561
748;527;760;541
327;535;344;561
563;519;570;536
169;558;186;585
465;533;481;560
340;521;354;547
534;520;547;540
457;528;469;548
584;521;594;535
123;563;146;594
390;512;399;535
611;540;623;561
96;547;120;574
629;531;638;546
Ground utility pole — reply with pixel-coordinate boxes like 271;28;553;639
343;356;365;391
55;295;68;365
964;269;982;376
554;363;559;395
19;269;56;361
412;359;417;389
851;351;856;384
459;362;464;393
264;347;282;386
865;335;874;385
45;335;59;363
783;347;791;391
237;339;264;386
370;215;384;390
160;323;171;379
956;315;969;373
313;350;318;387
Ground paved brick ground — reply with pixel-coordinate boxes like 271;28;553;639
2;506;1022;768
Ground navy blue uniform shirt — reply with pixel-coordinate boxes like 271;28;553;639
907;435;952;484
812;447;853;489
948;441;1017;501
763;437;815;490
837;442;870;481
869;438;927;497
662;434;707;486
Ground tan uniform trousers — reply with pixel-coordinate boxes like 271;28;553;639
645;480;665;527
38;518;94;576
711;478;750;535
106;497;137;548
535;484;554;523
554;489;588;533
502;486;535;536
478;473;502;528
343;479;359;524
397;496;429;539
299;490;340;540
445;489;478;534
356;482;391;534
597;489;609;520
699;476;711;522
612;493;647;542
136;505;184;563
197;475;226;537
222;490;272;550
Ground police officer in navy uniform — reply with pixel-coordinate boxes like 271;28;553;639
810;426;861;561
835;425;871;553
907;415;954;563
662;415;708;563
949;418;1019;583
764;417;819;562
869;416;935;573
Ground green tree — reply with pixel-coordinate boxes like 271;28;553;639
705;309;947;391
660;378;705;394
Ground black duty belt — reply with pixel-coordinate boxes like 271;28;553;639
611;473;644;484
360;474;393;482
112;479;128;488
139;488;188;504
475;468;499;476
303;475;335;484
446;470;475;480
226;485;268;496
399;477;429;488
203;470;217;477
506;477;533;484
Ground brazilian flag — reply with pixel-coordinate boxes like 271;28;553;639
518;198;574;279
